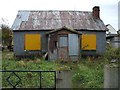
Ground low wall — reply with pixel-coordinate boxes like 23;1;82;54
104;64;119;88
56;70;72;88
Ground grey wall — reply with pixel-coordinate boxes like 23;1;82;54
104;65;119;88
78;30;106;55
13;30;106;56
56;70;72;88
13;30;49;56
110;36;120;48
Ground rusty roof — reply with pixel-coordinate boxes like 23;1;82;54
12;10;107;31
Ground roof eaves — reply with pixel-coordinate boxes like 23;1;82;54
46;26;82;35
76;29;108;31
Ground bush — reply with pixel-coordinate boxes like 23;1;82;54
104;44;120;60
1;24;13;49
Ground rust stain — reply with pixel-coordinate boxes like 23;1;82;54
12;10;107;31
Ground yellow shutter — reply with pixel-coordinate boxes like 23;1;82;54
25;34;41;50
82;34;96;50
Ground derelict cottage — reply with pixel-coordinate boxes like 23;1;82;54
12;6;108;61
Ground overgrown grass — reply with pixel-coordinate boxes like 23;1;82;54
2;51;58;88
72;59;104;88
103;45;120;60
2;46;119;88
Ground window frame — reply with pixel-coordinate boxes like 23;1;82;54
58;35;68;48
24;34;41;51
81;34;96;50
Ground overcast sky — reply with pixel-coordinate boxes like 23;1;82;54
0;0;119;30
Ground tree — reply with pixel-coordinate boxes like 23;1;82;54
1;24;12;47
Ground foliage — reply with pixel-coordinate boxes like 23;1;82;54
103;44;120;60
1;24;12;46
2;51;106;88
2;51;57;88
72;60;104;88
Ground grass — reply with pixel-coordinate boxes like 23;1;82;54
72;59;104;88
2;51;111;88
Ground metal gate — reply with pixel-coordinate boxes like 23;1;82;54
0;70;56;89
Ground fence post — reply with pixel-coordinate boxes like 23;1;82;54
56;70;72;88
0;50;2;89
104;64;119;88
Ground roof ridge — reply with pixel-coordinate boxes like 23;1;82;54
18;10;92;12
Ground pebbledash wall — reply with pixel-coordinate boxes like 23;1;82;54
13;30;106;56
13;30;49;56
78;30;106;56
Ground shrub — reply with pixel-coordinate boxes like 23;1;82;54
104;44;120;60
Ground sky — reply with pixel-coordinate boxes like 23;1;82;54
0;0;119;30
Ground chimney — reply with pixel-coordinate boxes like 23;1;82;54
92;6;100;19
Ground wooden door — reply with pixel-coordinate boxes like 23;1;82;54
58;35;68;60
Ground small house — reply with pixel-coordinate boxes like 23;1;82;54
12;6;107;61
106;24;120;48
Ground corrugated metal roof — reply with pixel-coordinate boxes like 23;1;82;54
12;10;107;31
106;24;117;34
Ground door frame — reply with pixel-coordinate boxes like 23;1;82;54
57;35;69;60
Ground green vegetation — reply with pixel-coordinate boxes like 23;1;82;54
1;24;12;46
2;46;120;88
72;59;104;88
2;51;58;88
104;45;120;59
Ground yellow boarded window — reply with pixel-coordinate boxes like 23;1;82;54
82;34;96;50
25;34;41;50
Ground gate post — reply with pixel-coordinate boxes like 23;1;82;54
104;64;119;88
56;70;72;88
0;50;2;89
